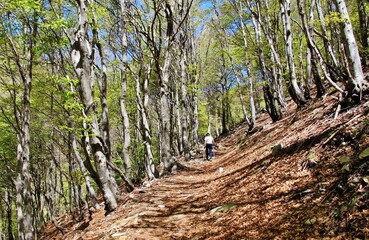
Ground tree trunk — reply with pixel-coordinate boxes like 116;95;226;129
305;1;314;91
280;0;307;106
180;48;190;159
263;84;283;122
156;2;176;173
72;136;100;210
189;21;199;146
5;190;15;240
175;80;183;155
357;0;368;66
135;59;158;180
297;0;344;95
311;51;326;98
258;0;286;106
236;3;256;129
119;0;132;179
221;88;230;134
71;0;117;213
170;90;179;156
6;22;36;240
316;0;339;69
249;3;283;122
249;76;256;130
335;0;366;102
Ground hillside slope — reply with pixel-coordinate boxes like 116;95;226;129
42;94;369;239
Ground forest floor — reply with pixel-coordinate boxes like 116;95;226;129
41;92;369;240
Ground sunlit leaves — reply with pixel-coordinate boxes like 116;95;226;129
359;147;369;159
3;0;41;13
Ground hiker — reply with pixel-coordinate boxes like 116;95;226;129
204;133;215;160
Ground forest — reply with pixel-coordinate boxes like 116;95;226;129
0;0;368;239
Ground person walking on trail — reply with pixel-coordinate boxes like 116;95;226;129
204;133;215;160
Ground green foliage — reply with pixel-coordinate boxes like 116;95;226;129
359;147;369;159
324;11;345;26
340;156;351;172
209;202;239;215
3;0;41;13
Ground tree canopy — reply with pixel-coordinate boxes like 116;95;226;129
0;0;367;238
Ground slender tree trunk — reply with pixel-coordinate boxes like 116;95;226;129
316;0;340;70
215;109;220;137
136;59;158;180
155;2;176;173
305;1;315;88
71;0;117;213
280;0;307;106
256;0;285;106
249;76;256;130
175;80;183;154
297;0;344;95
263;84;283;122
119;0;132;179
335;0;366;102
5;190;15;240
207;101;211;134
250;10;282;122
170;90;179;156
180;48;190;159
6;26;35;240
221;86;229;134
357;0;368;66
72;136;100;210
189;23;199;146
236;3;256;129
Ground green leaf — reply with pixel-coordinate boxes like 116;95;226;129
339;156;350;164
341;164;350;172
209;203;238;215
359;147;369;159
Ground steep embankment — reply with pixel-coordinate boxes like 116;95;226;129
42;94;369;239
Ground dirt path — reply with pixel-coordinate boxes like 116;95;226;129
62;145;232;240
42;97;369;239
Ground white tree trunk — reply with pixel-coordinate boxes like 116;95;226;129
280;0;306;105
5;20;35;240
72;136;100;210
297;0;344;94
71;0;117;213
180;49;190;159
335;0;365;100
120;0;132;178
135;59;157;180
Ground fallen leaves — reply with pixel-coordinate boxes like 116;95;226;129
40;94;369;240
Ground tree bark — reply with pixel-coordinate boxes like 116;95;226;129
263;84;283;122
335;0;366;102
249;4;283;122
175;79;183;155
188;20;199;146
119;0;132;179
72;136;100;210
297;0;344;95
236;2;256;130
152;2;176;173
357;0;368;66
5;189;15;240
71;0;117;213
316;0;339;69
5;16;36;240
280;0;307;106
180;47;190;159
135;59;158;180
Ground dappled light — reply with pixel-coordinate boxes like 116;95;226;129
41;94;369;239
